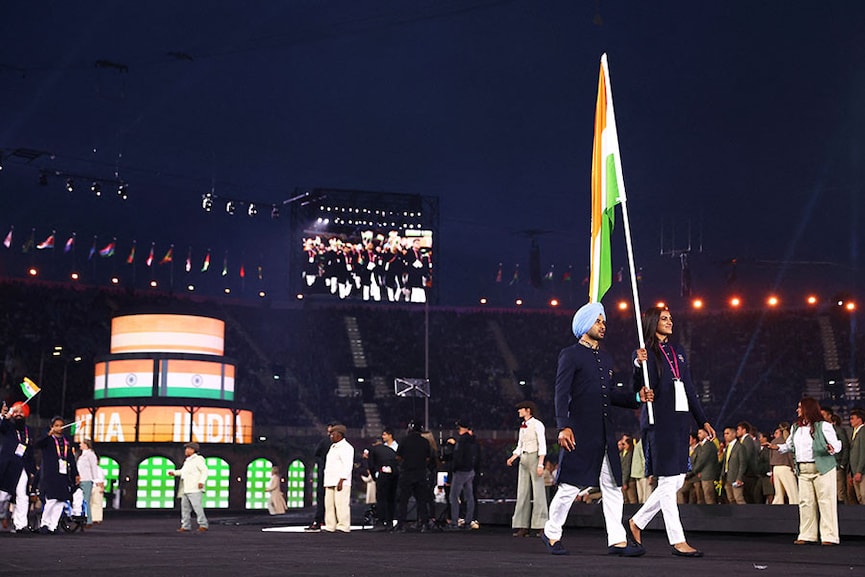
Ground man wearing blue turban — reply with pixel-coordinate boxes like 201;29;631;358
540;302;651;557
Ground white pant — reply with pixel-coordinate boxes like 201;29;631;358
631;473;686;545
40;499;65;531
544;454;625;546
797;464;838;544
772;465;799;505
0;469;29;530
324;485;351;532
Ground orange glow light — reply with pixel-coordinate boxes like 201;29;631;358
617;301;629;311
479;297;488;305
692;299;704;309
70;272;80;281
767;296;779;307
729;297;741;308
846;302;856;311
806;295;818;305
515;299;523;306
28;267;38;277
655;301;666;309
549;299;560;307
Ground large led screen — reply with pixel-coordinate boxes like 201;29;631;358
111;314;225;355
94;358;235;400
299;228;432;303
74;406;253;444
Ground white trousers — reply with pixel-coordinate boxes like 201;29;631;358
771;465;799;505
0;469;29;530
40;499;64;531
324;486;351;532
797;464;838;544
544;454;625;546
631;473;686;545
635;477;654;503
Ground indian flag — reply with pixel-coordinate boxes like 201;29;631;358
20;377;40;399
589;53;627;303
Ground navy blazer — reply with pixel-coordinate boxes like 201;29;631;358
634;342;709;477
0;419;37;493
554;342;639;488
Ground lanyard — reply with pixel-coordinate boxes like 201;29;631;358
659;343;681;380
53;435;68;460
16;427;29;445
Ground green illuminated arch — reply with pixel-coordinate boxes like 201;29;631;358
246;458;273;509
287;460;306;508
136;455;176;509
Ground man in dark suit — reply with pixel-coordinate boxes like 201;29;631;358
736;421;761;503
692;428;720;504
540;302;649;557
394;421;435;532
849;408;865;504
305;422;334;532
369;429;399;531
722;426;747;504
619;435;637;504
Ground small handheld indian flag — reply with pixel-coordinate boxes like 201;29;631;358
20;377;41;400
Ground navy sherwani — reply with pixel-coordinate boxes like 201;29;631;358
634;342;708;477
555;343;639;487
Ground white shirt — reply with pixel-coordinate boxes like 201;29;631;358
77;449;100;482
779;422;841;462
324;438;354;487
172;453;209;495
513;417;546;457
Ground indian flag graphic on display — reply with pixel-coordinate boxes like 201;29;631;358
589;53;627;303
20;377;40;399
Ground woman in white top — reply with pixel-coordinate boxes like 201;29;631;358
76;439;100;526
265;466;287;515
767;397;842;545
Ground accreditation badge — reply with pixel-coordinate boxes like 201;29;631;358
15;443;26;457
673;378;689;412
59;460;68;475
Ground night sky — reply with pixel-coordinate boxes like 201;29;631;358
2;1;864;308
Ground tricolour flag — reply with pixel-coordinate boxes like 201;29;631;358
160;246;173;265
37;233;55;250
146;243;155;267
64;234;76;253
588;53;627;303
3;226;12;249
20;377;40;399
127;241;136;264
185;247;192;272
99;241;116;257
201;250;211;272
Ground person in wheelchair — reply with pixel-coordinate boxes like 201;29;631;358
35;416;78;534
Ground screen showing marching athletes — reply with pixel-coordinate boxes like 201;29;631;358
291;188;438;304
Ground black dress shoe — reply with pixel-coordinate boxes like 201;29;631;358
671;546;704;557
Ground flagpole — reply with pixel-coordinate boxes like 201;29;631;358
620;197;654;424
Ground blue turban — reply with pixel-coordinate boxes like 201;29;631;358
572;302;605;337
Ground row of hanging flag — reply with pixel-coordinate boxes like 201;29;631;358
494;262;643;286
2;225;261;279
